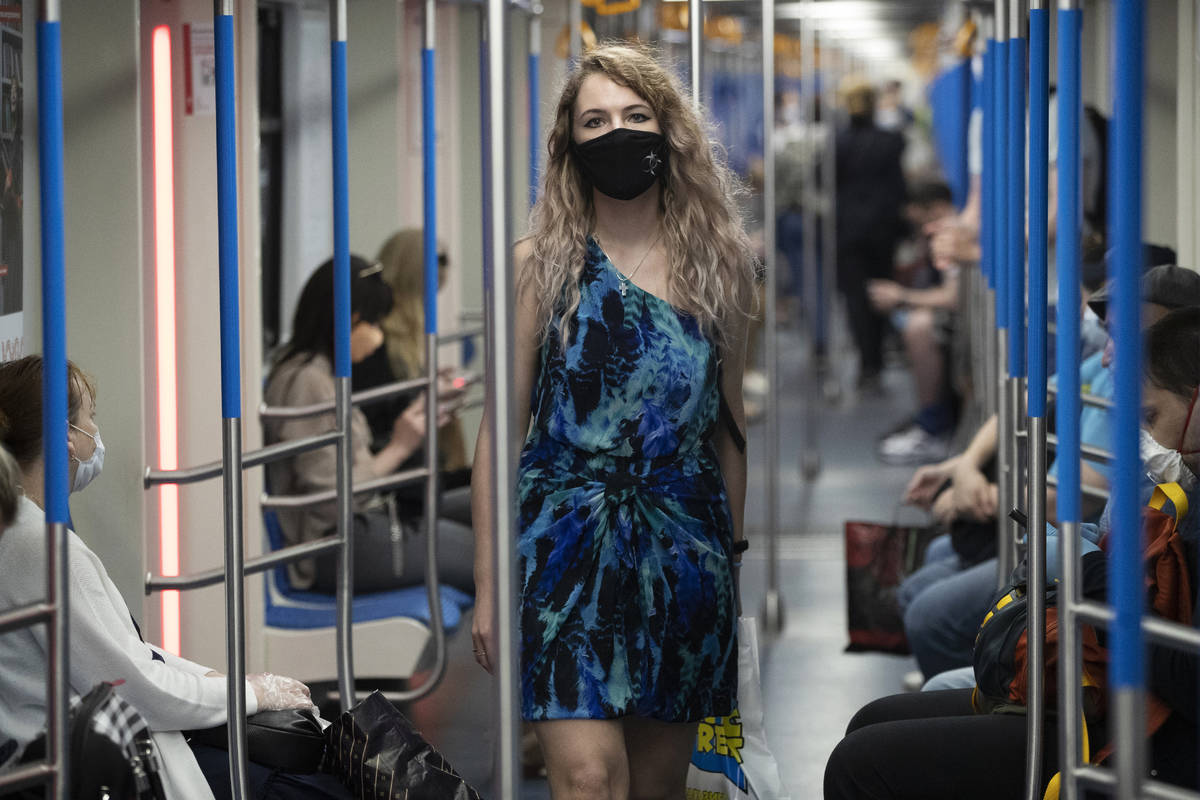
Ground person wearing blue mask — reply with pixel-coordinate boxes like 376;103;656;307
824;305;1200;800
0;356;350;800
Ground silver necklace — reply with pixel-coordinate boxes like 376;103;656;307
596;229;664;298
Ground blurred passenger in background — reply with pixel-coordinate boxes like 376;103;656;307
352;228;471;474
868;180;960;464
835;79;907;392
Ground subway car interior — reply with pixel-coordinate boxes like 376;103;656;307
2;0;1200;798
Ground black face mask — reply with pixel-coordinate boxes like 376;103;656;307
571;128;668;201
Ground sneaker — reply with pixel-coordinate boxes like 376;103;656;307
902;670;926;692
877;424;951;465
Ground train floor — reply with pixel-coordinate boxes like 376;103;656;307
401;324;932;798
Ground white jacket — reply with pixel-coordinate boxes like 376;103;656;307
0;495;259;799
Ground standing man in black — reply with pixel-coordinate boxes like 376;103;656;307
836;80;907;392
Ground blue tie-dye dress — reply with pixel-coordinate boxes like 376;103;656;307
517;237;738;722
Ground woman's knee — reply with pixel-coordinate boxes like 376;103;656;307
555;760;626;800
824;729;884;800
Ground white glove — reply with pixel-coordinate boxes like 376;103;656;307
248;672;314;712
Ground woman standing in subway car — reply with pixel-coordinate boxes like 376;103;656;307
471;43;756;799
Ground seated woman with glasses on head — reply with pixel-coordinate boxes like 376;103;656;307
263;255;474;595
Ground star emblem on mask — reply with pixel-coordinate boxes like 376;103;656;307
643;149;662;176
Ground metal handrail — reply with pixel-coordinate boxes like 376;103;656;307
1019;430;1113;464
0;602;54;636
1046;385;1113;410
259;375;429;421
1045;475;1109;502
260;466;428;510
438;325;484;344
1073;599;1200;652
146;536;342;593
145;430;341;487
1045;433;1113;465
0;763;58;794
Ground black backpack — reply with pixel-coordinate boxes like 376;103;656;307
18;682;167;800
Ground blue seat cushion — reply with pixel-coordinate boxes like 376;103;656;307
262;510;473;631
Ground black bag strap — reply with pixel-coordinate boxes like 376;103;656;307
719;388;746;455
715;357;746;455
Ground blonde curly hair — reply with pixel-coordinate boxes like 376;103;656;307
520;43;757;354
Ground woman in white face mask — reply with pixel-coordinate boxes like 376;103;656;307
0;356;350;800
1142;307;1200;487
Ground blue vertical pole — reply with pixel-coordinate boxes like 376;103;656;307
1024;4;1050;798
331;19;351;380
329;0;356;712
1027;6;1048;419
1054;7;1083;532
994;36;1009;335
982;43;995;290
37;16;67;529
36;5;69;796
1055;4;1085;797
1109;0;1147;794
422;10;437;335
213;2;248;797
1007;15;1026;379
215;9;242;419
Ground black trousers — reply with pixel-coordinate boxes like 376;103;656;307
837;241;895;377
823;690;1058;800
825;690;1199;799
190;743;351;800
312;487;476;595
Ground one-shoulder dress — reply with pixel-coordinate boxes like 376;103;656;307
518;237;737;722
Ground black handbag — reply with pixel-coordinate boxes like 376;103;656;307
186;708;326;774
18;682;167;800
322;691;482;800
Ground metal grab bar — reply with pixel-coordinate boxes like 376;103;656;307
1018;430;1113;464
438;325;484;344
1045;475;1109;502
146;536;342;594
1073;599;1200;652
145;430;341;487
0;763;59;794
261;466;429;510
1072;766;1200;800
1046;385;1113;410
259;375;429;420
0;602;54;636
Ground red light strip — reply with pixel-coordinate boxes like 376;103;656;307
152;25;181;655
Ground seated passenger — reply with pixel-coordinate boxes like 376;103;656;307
0;356;348;800
351;228;472;525
263;255;475;595
897;263;1198;681
824;306;1200;799
869;180;960;464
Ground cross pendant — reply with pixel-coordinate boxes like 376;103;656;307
619;282;627;298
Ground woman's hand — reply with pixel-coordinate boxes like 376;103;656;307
951;461;997;521
903;456;959;509
932;486;958;526
390;395;429;453
471;587;498;675
247;673;314;711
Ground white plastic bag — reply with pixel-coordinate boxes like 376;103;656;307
686;617;790;799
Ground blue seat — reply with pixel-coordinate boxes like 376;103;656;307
261;509;473;631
